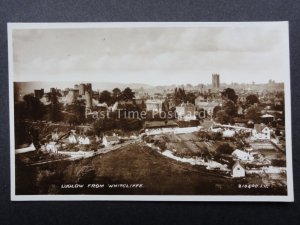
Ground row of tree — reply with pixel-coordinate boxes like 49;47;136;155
15;92;63;122
174;87;197;105
99;87;135;105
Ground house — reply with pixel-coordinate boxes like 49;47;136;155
175;102;196;121
46;142;58;154
252;124;271;140
238;96;247;104
51;132;59;141
78;136;90;145
68;134;77;143
232;161;246;178
145;99;163;113
232;149;254;162
103;135;120;147
95;135;101;143
195;95;206;104
223;129;235;138
211;127;222;133
260;114;274;124
83;137;91;145
237;105;244;115
195;96;220;116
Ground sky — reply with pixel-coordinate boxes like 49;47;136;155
12;23;290;85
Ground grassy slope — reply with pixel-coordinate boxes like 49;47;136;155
15;143;287;195
68;143;234;195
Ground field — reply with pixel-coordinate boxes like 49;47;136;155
163;132;235;157
255;149;286;160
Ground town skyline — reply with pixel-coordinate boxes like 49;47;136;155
15;78;283;94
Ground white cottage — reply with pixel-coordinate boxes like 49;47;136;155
252;124;271;140
68;134;77;143
46;142;58;154
83;137;90;145
103;135;120;147
78;136;91;145
232;149;254;162
222;129;235;138
51;132;59;141
145;99;163;113
232;161;246;178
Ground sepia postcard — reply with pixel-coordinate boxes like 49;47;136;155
8;22;294;201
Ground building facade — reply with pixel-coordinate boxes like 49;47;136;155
175;102;196;121
212;74;220;90
232;161;246;178
145;99;163;113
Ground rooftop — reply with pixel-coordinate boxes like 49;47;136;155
104;136;119;142
232;161;245;170
254;123;269;133
144;120;178;129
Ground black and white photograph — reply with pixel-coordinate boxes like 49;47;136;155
8;22;294;201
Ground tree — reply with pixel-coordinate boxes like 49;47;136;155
72;100;86;124
121;119;143;131
223;100;237;116
67;115;78;126
245;106;261;123
198;131;210;141
112;88;121;101
92;119;104;136
48;92;63;122
122;87;135;101
22;94;45;120
210;132;223;141
246;94;259;105
28;125;42;151
216;143;234;155
76;166;96;184
222;88;238;103
174;87;186;105
14;101;32;146
139;100;146;111
213;106;222;118
216;110;230;124
162;99;169;112
99;90;112;104
186;92;196;104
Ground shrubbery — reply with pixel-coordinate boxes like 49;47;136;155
36;169;63;194
75;166;96;184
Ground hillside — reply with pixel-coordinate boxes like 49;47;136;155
15;143;287;195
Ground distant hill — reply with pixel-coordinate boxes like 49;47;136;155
14;81;155;99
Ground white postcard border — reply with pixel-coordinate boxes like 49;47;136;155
7;22;294;202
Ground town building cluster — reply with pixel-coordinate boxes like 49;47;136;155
16;74;286;179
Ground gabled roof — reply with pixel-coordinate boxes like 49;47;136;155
260;114;274;118
232;149;249;158
145;99;163;104
232;161;245;170
104;136;119;142
177;102;195;107
223;129;235;137
254;124;269;133
196;101;219;107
